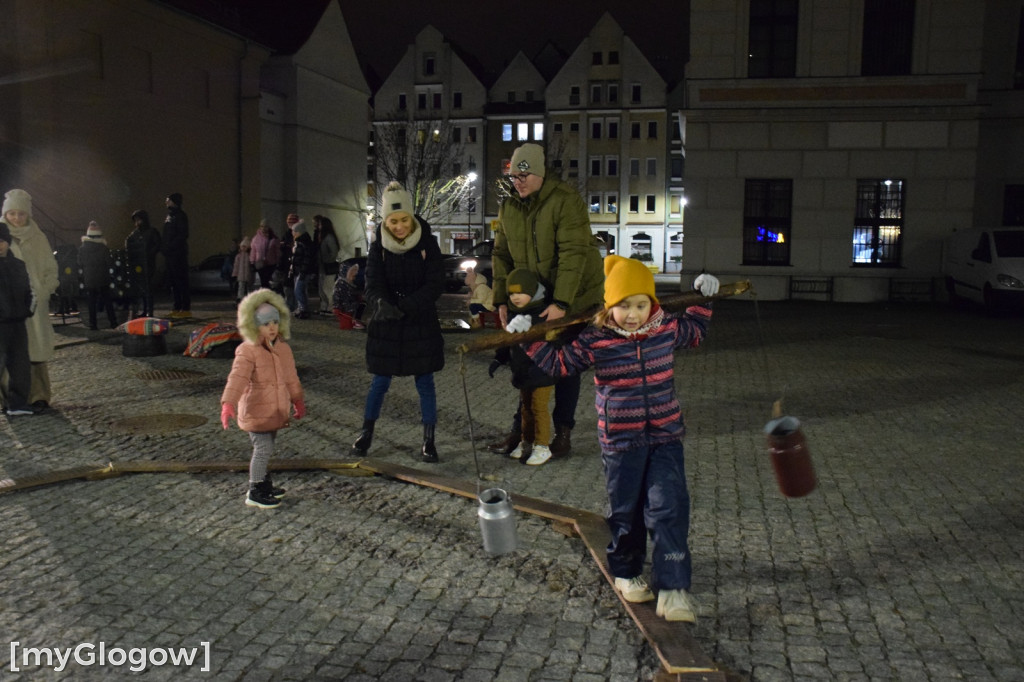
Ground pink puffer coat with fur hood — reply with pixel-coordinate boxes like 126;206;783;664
220;289;303;432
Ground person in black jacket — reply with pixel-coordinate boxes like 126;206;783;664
0;222;36;416
163;192;190;317
125;209;161;318
78;221;118;330
288;218;317;319
350;182;445;463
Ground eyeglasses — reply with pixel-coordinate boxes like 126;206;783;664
508;173;532;183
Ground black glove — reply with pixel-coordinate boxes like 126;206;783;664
372;299;404;322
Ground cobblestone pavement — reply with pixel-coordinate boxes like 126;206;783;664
1;293;1022;681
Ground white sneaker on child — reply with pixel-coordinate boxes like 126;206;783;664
614;576;654;603
525;444;552;466
508;443;524;459
656;589;697;623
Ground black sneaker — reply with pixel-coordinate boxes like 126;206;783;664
245;484;280;508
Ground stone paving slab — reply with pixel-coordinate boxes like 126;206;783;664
1;296;1023;680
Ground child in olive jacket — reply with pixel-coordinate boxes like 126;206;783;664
220;289;305;508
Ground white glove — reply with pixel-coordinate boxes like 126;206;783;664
694;273;720;297
505;314;533;334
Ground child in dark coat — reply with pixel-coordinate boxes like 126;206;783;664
77;221;117;330
0;222;36;417
493;268;557;465
523;255;719;623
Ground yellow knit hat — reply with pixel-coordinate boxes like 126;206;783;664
603;255;658;309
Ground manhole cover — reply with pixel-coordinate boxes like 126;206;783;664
136;369;206;381
109;414;208;434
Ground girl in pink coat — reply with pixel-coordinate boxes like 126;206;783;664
220;289;305;508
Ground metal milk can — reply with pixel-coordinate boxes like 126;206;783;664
477;488;518;555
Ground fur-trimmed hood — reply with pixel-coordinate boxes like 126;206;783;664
236;288;291;345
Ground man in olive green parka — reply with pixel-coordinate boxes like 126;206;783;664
489;143;604;460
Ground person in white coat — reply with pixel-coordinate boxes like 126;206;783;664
0;189;58;410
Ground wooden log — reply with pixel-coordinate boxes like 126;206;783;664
457;280;751;354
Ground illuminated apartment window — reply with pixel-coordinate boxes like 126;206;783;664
502;124;512;142
517;123;529;141
743;179;792;266
606;194;617;214
852;179;904;266
590;194;601;213
533;123;544;140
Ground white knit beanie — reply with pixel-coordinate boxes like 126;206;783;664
381;181;414;222
2;189;32;217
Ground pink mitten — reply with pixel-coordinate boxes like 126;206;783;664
293;399;306;420
220;403;236;430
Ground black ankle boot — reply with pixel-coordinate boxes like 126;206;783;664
420;423;439;463
486;426;521;455
351;419;375;455
262;475;285;498
550;424;572;458
245;483;280;508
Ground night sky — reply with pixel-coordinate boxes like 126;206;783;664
336;0;689;87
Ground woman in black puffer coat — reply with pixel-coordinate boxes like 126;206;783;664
351;182;445;463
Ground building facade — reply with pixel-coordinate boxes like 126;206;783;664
0;0;370;265
681;0;1022;301
372;14;680;264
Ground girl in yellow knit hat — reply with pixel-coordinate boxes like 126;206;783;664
522;254;719;622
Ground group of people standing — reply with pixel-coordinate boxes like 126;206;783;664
230;213;340;319
221;143;721;623
0;190;184;416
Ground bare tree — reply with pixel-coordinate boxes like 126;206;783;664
372;114;476;225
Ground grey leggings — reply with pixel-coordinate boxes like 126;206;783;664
248;431;277;483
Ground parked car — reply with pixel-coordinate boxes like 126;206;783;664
441;240;493;292
189;253;234;293
943;227;1024;312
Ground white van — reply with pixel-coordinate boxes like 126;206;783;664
943;227;1024;311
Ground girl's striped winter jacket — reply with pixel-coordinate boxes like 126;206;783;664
525;305;711;453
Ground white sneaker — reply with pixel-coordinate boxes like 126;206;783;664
614;576;654;603
508;443;524;459
656;589;697;623
525;444;552;466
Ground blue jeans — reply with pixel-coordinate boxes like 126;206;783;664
602;439;692;591
363;373;437;425
293;273;310;313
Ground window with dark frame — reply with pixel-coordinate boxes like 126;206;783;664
743;179;793;266
852;179;904;266
862;0;915;76
1002;185;1024;225
747;0;798;78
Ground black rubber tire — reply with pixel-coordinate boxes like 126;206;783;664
122;334;168;357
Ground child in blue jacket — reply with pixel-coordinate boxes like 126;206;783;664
524;255;719;622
